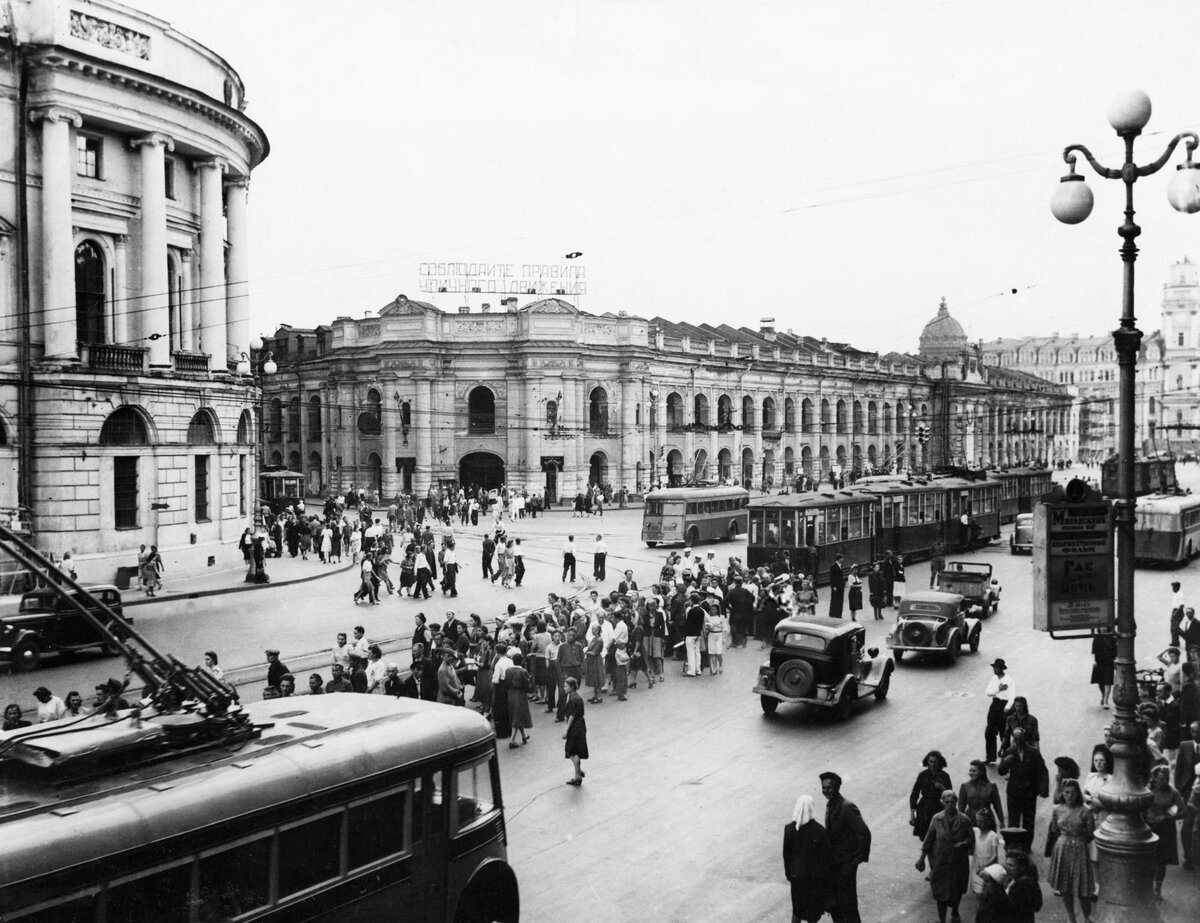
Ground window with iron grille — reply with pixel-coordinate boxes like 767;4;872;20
195;455;210;522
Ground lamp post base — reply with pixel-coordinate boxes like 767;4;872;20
1093;826;1161;923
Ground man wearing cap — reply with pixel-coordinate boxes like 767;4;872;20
265;649;289;694
821;771;871;923
828;553;846;619
983;659;1015;763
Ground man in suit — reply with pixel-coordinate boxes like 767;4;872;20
821;771;871;923
828;553;846;619
1158;682;1182;764
1176;720;1200;869
726;574;756;648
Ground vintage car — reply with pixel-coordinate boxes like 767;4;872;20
0;585;128;671
887;590;980;664
754;616;893;719
935;561;1001;615
1009;513;1034;555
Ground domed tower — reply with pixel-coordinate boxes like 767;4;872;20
918;297;969;360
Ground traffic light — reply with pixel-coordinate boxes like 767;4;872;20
917;424;928;446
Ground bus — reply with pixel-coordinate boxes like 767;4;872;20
259;468;305;515
747;490;875;582
642;486;749;547
0;695;520;923
1134;492;1200;565
991;467;1055;523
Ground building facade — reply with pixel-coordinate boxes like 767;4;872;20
261;296;1071;504
1158;257;1200;452
1;0;268;581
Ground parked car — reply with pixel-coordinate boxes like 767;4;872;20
0;585;128;671
753;616;893;719
935;561;1001;615
887;590;980;664
1009;513;1034;555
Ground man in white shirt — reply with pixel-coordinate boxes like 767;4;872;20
331;632;352;671
350;625;371;665
593;534;608;581
984;658;1015;763
562;535;577;582
365;645;388;694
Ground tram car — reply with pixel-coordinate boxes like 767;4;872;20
1133;492;1200;564
746;489;875;580
858;474;1001;559
991;467;1055;523
1101;453;1178;498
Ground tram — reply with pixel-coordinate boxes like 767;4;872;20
747;490;875;579
1134;492;1200;564
1100;453;1178;498
859;474;1001;558
258;467;305;515
991;467;1055;522
642;485;749;547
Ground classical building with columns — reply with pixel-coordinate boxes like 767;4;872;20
260;295;1071;504
0;0;268;581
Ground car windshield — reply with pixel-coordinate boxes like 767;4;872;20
777;631;827;652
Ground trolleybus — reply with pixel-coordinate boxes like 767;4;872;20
1134;492;1200;565
642;486;749;547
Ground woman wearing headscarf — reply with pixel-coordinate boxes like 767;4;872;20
781;794;832;923
910;750;953;840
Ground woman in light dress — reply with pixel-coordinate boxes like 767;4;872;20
1046;779;1095;923
703;601;729;674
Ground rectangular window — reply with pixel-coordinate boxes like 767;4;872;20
164;157;176;198
454;761;496;833
278;811;343;896
349;789;408;869
75;134;102;178
197;836;271;919
114;456;139;529
781;512;796;547
107;864;192;922
239;456;247;516
194;455;210;522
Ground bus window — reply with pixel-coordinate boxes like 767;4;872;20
782;512;796;547
766;510;780;545
687;502;698;515
804;516;816;546
198;835;272;919
278;810;342;896
827;506;842;538
349;788;408;869
455;760;497;832
846;506;863;539
107;862;192;922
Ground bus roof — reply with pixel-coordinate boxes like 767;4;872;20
750;490;872;510
0;696;492;884
645;486;749;500
1135;492;1200;513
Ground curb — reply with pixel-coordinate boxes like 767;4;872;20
123;561;357;608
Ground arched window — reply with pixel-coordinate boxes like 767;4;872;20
288;397;301;441
666;392;684;430
545;400;558;428
308;395;322;438
867;401;878;435
742;395;756;432
589;387;609;435
694;393;709;428
187;410;216;445
1179;331;1185;347
820;399;831;433
236;409;253;445
852;400;864;434
100;406;149;446
761;397;776;431
836;399;848;435
1148;396;1157;416
167;251;182;352
801;398;814;433
1177;375;1185;391
468;386;495;434
717;394;733;429
74;240;106;345
784;398;796;432
358;389;381;435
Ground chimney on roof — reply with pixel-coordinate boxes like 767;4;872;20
481;303;490;313
363;310;374;318
505;297;518;313
760;317;776;340
457;305;470;314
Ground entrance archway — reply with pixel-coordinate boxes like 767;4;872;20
666;449;684;487
460;451;505;492
589;451;608;486
366;452;383;499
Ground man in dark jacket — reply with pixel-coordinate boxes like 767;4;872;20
997;727;1049;833
821;771;871;923
828;553;846;618
726;575;756;648
683;593;706;677
400;661;438;701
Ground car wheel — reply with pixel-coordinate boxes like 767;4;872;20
969;628;981;653
760;695;779;715
991;598;999;614
873;671;891;701
834;685;856;720
12;638;41;672
901;622;930;646
645;541;658;548
775;659;815;698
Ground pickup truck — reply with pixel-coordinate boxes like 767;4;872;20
935;562;1001;616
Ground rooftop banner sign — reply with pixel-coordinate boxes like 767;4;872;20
418;262;586;295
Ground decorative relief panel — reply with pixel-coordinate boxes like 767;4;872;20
70;11;151;59
456;381;507;399
456;319;507;335
358;323;381;338
526;358;577;369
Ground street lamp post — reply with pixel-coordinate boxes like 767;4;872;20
1052;89;1200;921
236;336;277;522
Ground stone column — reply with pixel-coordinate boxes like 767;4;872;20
31;107;81;359
415;377;434;494
619;377;635;489
179;248;195;352
522;373;541;493
195;158;227;360
382;385;399;499
131;133;174;367
574;377;587;493
112;234;129;345
224;176;250;365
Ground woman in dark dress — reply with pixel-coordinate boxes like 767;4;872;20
505;652;532;748
910;750;953;839
958;759;1004;828
584;625;605;703
1090;629;1117;708
781;794;832;923
492;644;512;740
562;677;587;785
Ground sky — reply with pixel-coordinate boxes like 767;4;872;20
134;0;1200;354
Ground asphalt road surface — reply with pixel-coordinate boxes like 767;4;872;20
1;466;1195;920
